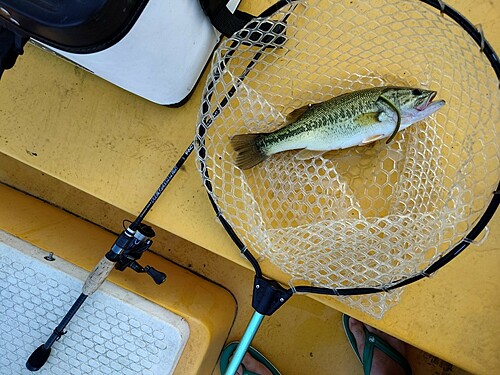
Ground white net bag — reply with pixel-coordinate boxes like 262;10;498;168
195;0;499;318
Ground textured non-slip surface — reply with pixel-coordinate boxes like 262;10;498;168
0;232;189;375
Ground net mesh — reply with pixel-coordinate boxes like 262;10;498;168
195;0;499;317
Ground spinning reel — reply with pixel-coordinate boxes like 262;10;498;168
113;223;166;285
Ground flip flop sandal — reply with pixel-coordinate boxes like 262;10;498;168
219;342;281;375
342;314;412;375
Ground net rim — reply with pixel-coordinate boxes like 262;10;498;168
195;0;500;297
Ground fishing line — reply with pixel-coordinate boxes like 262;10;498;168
195;1;499;372
23;0;500;373
197;0;499;299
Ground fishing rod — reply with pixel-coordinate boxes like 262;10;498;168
25;144;194;371
25;1;288;370
25;20;272;372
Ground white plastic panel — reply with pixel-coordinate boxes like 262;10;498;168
39;0;222;104
0;231;189;374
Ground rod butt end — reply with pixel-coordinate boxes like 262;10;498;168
26;345;51;371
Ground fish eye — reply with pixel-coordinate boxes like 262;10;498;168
412;89;423;95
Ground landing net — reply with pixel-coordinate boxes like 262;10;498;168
195;0;499;317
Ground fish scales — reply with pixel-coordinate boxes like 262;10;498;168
258;88;384;154
230;86;445;169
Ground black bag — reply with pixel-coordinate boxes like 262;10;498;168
0;0;259;103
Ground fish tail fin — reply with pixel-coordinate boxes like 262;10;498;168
230;133;268;170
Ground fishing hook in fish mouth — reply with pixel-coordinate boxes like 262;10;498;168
416;91;437;111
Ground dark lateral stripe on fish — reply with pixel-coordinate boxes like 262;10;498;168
229;86;445;170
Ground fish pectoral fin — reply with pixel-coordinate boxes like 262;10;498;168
295;149;326;160
286;104;313;124
361;134;385;144
355;112;382;126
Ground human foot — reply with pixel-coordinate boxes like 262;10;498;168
231;352;273;375
220;342;280;375
346;316;411;375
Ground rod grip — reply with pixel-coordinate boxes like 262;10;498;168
82;257;115;295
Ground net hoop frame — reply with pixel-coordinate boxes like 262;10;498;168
195;0;500;297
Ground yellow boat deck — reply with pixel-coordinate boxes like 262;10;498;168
0;161;479;375
0;1;499;374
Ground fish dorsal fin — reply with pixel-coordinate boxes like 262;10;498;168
286;104;313;124
295;149;326;160
355;112;382;126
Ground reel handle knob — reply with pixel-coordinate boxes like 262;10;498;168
144;265;167;285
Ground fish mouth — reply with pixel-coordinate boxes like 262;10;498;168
416;91;437;111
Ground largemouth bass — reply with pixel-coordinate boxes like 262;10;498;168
230;86;445;169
